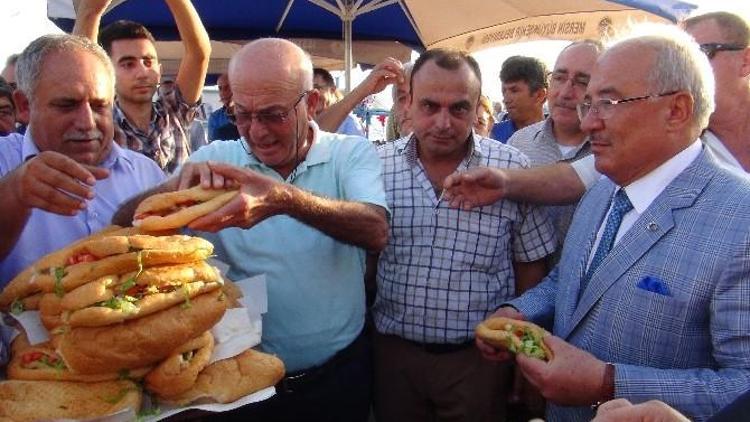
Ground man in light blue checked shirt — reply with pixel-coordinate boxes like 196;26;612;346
371;48;556;422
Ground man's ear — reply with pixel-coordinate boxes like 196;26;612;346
533;87;548;105
305;89;321;118
13;89;30;125
665;91;693;132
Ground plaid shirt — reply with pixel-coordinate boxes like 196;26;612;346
373;133;556;344
509;118;591;255
113;87;198;173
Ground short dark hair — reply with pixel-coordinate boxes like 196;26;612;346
98;20;157;55
684;11;750;47
313;67;335;88
410;48;482;98
500;55;548;92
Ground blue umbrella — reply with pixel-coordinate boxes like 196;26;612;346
48;0;698;89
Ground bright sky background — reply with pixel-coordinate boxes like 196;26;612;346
1;0;749;107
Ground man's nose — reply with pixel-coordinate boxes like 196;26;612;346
579;107;602;133
74;104;96;130
435;108;451;128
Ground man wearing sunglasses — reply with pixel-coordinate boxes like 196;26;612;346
476;24;750;422
115;38;388;422
443;11;750;210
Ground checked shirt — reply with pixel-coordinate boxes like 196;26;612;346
373;133;556;344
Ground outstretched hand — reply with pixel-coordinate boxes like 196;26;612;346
443;167;509;210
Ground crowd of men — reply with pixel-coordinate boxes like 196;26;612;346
0;0;749;420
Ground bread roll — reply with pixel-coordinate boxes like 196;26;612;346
134;186;238;231
34;235;215;295
0;379;142;421
162;348;285;406
145;331;215;399
58;289;227;374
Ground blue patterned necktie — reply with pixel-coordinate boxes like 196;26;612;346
579;189;633;298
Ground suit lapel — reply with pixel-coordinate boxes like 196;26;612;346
561;151;715;340
556;182;613;335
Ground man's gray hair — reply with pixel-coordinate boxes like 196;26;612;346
606;23;715;130
17;34;114;100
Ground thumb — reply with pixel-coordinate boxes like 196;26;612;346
83;165;110;180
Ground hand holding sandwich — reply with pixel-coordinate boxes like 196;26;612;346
183;162;289;232
475;306;525;362
135;160;388;251
516;335;613;406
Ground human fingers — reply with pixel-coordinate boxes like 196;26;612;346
592;400;688;422
23;181;86;215
594;398;633;417
491;306;525;320
23;154;100;205
206;161;251;184
176;163;202;190
187;205;235;232
37;152;99;186
188;194;248;232
475;337;513;362
82;164;110;181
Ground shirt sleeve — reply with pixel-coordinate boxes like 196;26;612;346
160;86;200;128
506;265;559;328
338;137;389;213
512;201;556;262
571;154;601;189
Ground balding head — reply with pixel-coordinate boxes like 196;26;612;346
225;38;320;179
229;38;313;96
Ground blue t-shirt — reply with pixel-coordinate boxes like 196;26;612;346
490;119;517;143
188;123;387;371
207;106;240;141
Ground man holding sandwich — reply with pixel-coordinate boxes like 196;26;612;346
115;38;388;421
0;34;165;289
476;24;750;422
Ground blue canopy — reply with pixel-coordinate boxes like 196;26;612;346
48;0;698;88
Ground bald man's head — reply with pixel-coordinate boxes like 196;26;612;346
225;38;321;179
229;38;313;95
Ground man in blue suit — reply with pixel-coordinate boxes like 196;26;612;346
476;24;750;422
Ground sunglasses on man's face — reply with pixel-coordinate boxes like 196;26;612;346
699;43;746;60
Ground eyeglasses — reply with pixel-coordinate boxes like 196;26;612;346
699;43;746;60
228;91;309;127
576;91;678;121
548;71;590;90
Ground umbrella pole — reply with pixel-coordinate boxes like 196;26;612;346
343;15;353;93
